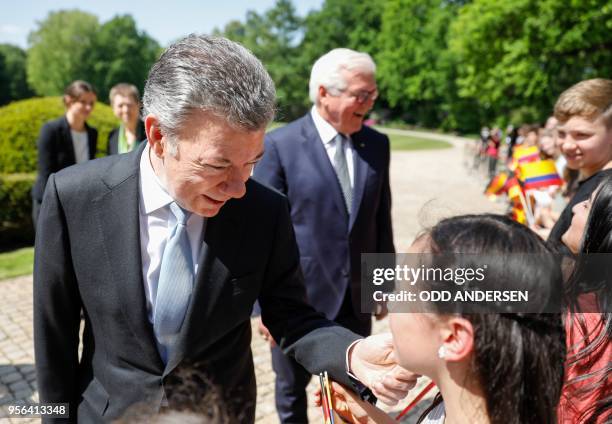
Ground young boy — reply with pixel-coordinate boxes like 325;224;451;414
548;78;612;245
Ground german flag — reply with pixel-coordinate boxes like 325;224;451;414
485;172;509;199
505;176;524;202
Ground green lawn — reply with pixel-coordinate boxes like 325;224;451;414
270;122;453;150
387;133;452;151
0;247;34;280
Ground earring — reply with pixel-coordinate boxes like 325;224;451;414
437;346;446;359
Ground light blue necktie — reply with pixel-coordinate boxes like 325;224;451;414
333;133;352;214
154;202;193;363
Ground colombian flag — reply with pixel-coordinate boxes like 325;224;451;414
518;159;563;190
510;145;540;170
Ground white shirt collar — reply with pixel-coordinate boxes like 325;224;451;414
139;144;174;215
311;106;343;146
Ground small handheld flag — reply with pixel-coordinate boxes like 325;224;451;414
518;159;563;190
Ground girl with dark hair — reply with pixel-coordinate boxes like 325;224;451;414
559;174;612;423
318;214;566;423
31;80;98;228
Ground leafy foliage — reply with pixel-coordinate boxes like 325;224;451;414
88;15;161;102
0;44;34;105
215;0;308;120
0;97;117;173
7;1;612;134
0;173;35;245
449;0;612;126
26;11;160;102
26;10;100;96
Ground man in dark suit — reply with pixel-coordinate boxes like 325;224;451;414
34;36;414;423
253;48;395;423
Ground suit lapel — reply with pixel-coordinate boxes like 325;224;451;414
164;196;246;374
349;131;369;230
60;116;76;164
95;145;164;370
301;115;349;220
86;123;97;159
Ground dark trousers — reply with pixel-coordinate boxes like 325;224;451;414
272;286;371;423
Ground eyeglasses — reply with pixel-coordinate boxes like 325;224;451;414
338;88;378;104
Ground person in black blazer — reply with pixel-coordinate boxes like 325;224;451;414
33;36;415;424
107;83;146;155
253;48;395;423
31;80;98;229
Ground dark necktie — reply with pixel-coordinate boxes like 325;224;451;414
333;133;352;214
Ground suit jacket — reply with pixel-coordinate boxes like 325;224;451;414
33;144;359;423
32;116;98;202
106;120;146;155
253;114;395;321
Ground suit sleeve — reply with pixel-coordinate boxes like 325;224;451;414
33;173;82;414
35;123;56;202
259;196;360;387
377;135;395;254
253;135;287;194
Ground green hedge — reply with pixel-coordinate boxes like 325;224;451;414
0;173;35;245
0;97;118;173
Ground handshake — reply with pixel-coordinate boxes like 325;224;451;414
259;318;419;411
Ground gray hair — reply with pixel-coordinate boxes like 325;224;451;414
142;34;276;142
308;48;376;104
109;83;140;105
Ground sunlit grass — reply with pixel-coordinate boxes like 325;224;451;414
0;247;34;280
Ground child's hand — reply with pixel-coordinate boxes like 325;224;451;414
314;381;383;424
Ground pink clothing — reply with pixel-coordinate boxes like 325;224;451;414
558;301;611;423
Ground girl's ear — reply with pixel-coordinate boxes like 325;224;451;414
438;316;475;362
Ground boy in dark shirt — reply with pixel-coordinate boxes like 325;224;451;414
548;79;612;246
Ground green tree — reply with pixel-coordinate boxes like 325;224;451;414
88;15;161;102
449;0;612;126
377;0;467;129
216;0;307;120
26;10;99;96
0;44;34;105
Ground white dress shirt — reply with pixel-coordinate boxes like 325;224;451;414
70;130;89;164
310;106;355;187
139;144;205;322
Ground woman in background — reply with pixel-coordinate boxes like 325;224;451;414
31;80;97;228
107;83;145;155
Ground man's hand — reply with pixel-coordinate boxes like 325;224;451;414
256;317;276;347
348;333;418;405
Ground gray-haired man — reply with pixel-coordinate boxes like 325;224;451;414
254;48;394;423
34;35;414;423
